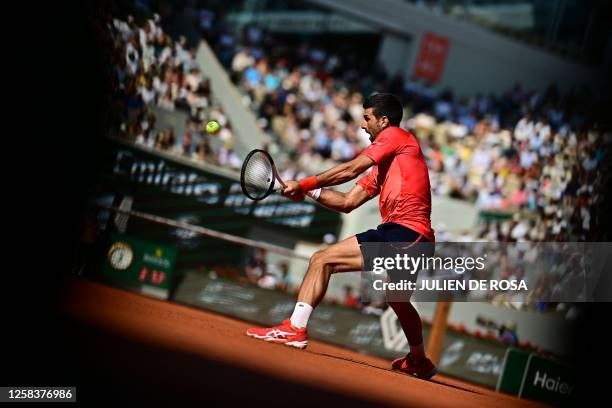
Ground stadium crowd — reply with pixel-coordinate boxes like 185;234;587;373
104;8;610;245
107;14;241;169
194;14;609;314
199;17;609;244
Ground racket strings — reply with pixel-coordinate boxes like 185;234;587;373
242;151;274;199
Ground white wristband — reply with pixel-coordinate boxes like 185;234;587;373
306;188;322;200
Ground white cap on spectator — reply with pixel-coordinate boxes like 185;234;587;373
323;234;336;245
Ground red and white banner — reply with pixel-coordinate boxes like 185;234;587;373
413;32;450;83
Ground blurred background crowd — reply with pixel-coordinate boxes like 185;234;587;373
99;2;609;320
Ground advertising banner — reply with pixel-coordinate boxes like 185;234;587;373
414;32;450;83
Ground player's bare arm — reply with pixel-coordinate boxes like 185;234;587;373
282;154;374;200
308;154;374;187
314;184;372;213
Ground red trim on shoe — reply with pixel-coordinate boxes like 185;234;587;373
246;319;309;349
391;353;437;380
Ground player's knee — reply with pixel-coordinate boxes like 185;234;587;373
309;250;337;275
309;250;322;265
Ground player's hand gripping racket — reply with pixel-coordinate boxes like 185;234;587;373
240;149;287;200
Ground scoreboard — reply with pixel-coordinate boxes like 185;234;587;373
102;233;177;299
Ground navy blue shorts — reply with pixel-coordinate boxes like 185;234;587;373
356;222;430;243
358;223;433;288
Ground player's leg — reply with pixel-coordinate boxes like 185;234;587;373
383;265;428;364
385;238;437;378
387;301;426;361
286;236;362;329
246;236;362;348
297;236;362;307
389;295;437;379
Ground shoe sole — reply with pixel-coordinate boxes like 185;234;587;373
392;366;438;380
246;332;308;349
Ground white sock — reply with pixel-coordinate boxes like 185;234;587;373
290;302;313;328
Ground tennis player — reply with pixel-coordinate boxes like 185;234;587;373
247;93;437;379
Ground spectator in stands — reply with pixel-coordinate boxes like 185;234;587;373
257;271;279;290
139;78;156;105
155;128;175;151
245;248;267;285
218;145;241;169
498;321;519;346
343;285;360;310
135;128;155;148
231;46;254;81
157;87;175;111
181;131;193;156
276;262;290;292
194;137;211;163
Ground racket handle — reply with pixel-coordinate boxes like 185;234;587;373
274;186;320;201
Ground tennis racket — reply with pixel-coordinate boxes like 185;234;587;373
240;149;287;200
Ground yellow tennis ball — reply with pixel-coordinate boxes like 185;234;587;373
206;120;220;134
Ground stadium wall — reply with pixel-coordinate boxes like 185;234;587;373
308;0;603;96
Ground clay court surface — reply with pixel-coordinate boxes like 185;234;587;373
53;277;547;406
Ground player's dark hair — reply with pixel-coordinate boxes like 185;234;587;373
363;93;403;126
